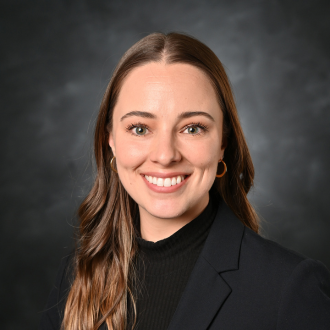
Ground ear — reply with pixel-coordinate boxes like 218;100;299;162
108;132;116;156
220;136;227;159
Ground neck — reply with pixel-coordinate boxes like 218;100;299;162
138;194;209;242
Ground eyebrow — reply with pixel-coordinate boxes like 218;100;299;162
178;111;215;122
120;111;156;121
120;110;215;122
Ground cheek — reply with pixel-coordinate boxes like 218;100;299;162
179;138;221;169
115;134;148;169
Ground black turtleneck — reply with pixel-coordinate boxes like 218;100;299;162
127;193;218;330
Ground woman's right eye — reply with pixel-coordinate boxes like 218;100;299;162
133;126;148;136
125;122;150;136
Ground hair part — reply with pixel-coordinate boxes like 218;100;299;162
62;32;258;330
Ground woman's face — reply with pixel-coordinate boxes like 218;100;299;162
109;62;226;222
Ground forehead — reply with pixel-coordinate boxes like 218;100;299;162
114;62;221;120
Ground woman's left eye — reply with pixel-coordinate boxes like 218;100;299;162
182;124;207;135
183;126;200;134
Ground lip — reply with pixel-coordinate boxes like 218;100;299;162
141;173;191;193
141;172;190;178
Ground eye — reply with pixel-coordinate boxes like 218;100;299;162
134;126;148;135
182;122;209;135
184;126;201;135
126;122;150;136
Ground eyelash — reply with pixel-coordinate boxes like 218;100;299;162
182;122;209;135
125;121;209;136
125;122;150;137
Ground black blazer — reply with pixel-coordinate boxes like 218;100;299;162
40;199;330;329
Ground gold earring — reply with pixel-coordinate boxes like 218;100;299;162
110;156;118;173
216;159;227;178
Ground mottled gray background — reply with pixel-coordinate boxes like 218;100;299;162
1;0;329;328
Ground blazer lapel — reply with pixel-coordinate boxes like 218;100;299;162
167;257;231;330
167;198;245;330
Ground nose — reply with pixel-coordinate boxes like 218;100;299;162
149;130;181;166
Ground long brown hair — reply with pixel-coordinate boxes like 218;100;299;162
62;32;258;330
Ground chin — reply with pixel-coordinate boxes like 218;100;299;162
145;207;186;220
141;198;189;220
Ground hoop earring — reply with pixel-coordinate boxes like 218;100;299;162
110;156;118;173
216;159;227;178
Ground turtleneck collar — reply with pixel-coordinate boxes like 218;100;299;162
135;191;218;263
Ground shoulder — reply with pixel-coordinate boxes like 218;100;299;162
241;227;330;281
204;199;330;328
241;227;306;272
240;227;330;327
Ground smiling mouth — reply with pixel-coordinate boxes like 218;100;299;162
144;175;189;187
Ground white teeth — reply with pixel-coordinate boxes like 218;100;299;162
157;178;164;186
145;175;186;187
164;178;171;187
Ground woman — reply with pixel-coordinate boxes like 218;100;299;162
40;32;330;330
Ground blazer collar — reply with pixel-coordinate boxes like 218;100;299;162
167;198;245;330
201;197;245;273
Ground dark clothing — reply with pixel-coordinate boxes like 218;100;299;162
127;193;217;329
40;196;330;329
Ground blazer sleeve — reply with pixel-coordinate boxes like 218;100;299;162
39;254;73;330
276;258;330;330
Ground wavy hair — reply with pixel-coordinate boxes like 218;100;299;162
62;32;258;330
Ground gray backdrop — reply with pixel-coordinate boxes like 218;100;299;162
1;0;329;329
